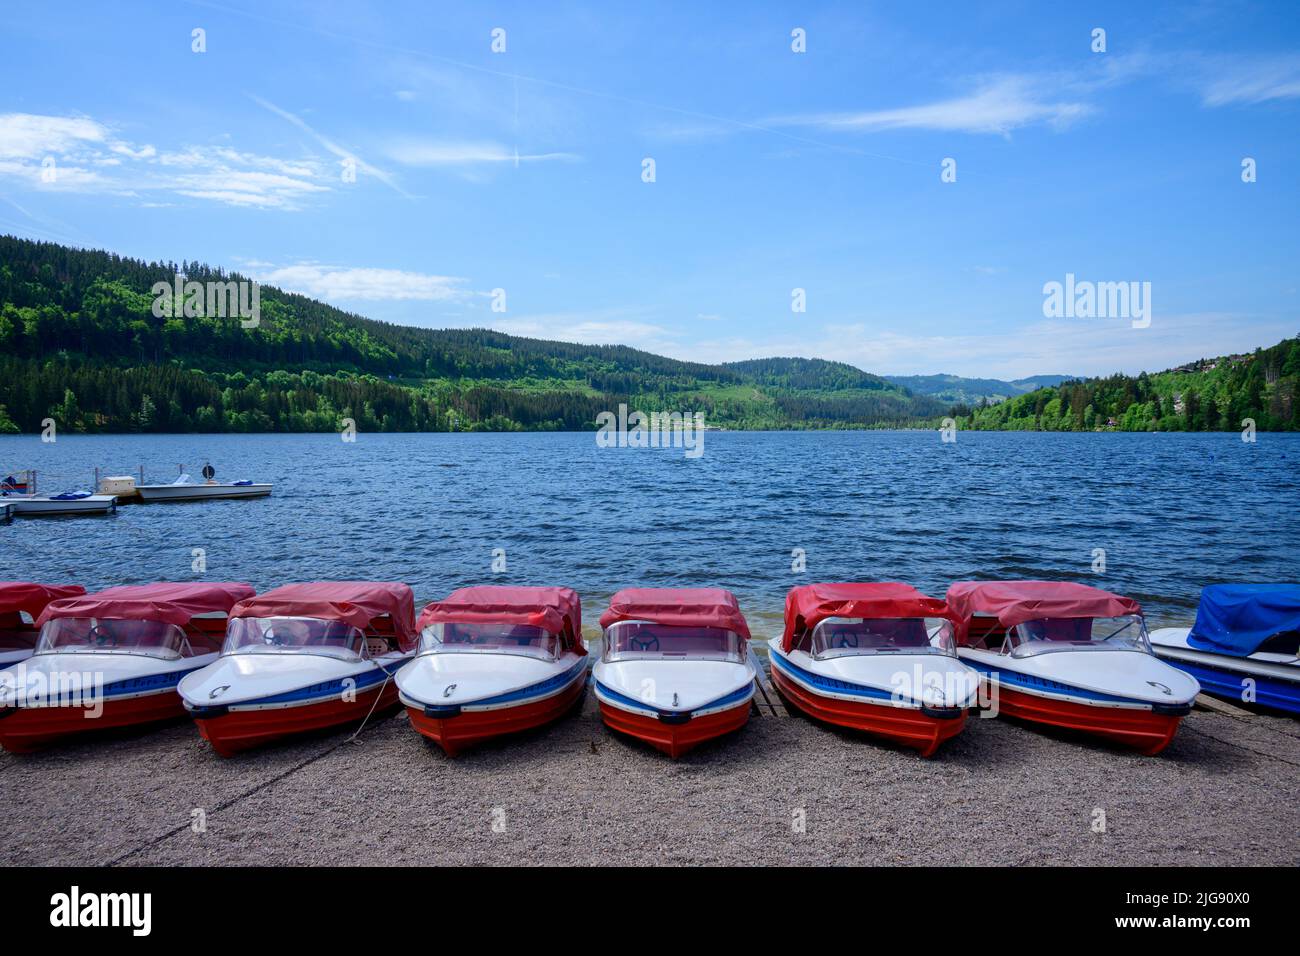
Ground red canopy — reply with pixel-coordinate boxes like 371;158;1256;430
36;582;255;628
230;581;417;651
0;582;86;620
946;580;1142;644
598;587;751;640
781;582;949;653
418;586;584;654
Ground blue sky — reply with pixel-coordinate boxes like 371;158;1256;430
1;1;1297;377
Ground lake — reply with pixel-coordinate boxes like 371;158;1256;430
2;431;1296;636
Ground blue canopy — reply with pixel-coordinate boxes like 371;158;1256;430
1188;584;1300;657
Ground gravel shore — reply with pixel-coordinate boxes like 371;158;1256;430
1;698;1297;867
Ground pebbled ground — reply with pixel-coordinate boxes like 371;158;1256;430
1;700;1297;867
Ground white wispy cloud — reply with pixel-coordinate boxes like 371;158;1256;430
385;140;581;166
0;111;333;209
248;94;412;198
674;314;1295;380
1196;54;1300;106
772;75;1092;136
489;311;677;351
256;263;472;302
0;113;108;159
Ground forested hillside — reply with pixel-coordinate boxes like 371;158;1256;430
957;339;1300;432
2;236;1293;435
0;236;940;433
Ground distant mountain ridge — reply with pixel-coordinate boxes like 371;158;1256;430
885;373;1074;405
2;235;1291;434
0;235;944;433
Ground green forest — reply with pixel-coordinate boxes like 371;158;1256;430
0;236;943;434
0;235;1296;434
955;338;1300;432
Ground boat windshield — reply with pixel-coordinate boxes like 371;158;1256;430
0;611;37;652
1006;615;1150;658
223;616;369;661
34;617;191;660
811;617;955;659
604;621;744;663
419;622;560;661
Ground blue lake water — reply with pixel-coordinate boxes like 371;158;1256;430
1;431;1296;636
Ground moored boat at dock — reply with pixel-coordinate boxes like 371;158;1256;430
136;476;271;501
397;585;588;755
768;582;979;757
593;587;757;758
6;493;117;516
0;582;254;752
179;581;416;755
1149;583;1299;714
947;580;1200;754
0;583;87;667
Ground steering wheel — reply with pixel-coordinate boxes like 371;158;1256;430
263;628;288;647
90;623;118;648
831;629;859;649
629;634;660;652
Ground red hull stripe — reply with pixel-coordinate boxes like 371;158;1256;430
991;683;1185;755
597;698;751;758
770;664;966;757
406;672;587;755
0;692;184;753
193;681;400;756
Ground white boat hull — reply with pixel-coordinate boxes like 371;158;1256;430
178;651;411;755
956;646;1199;753
7;495;117;516
1150;626;1300;713
136;483;271;502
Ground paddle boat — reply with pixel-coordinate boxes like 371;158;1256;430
179;581;417;755
1149;584;1299;714
0;582;87;667
0;582;253;753
768;582;980;756
397;586;588;755
947;580;1200;755
592;587;757;758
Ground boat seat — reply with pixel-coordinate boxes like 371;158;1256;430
966;618;1006;650
1258;630;1300;656
0;623;36;651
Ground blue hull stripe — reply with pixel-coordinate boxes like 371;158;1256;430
1158;659;1300;715
768;653;896;702
594;679;752;716
101;664;205;699
229;658;410;708
410;658;589;709
964;659;1160;707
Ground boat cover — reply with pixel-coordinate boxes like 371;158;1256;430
0;582;86;619
1188;583;1300;657
598;587;750;640
418;585;585;653
781;582;949;653
37;582;255;627
230;581;418;650
946;580;1142;644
